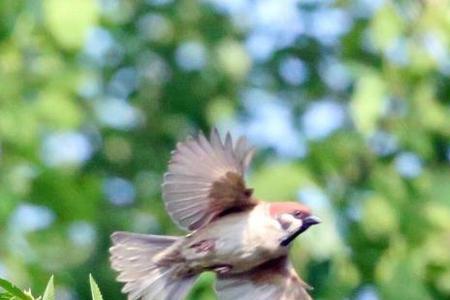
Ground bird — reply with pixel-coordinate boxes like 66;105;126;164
110;129;321;300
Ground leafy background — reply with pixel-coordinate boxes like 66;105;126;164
1;0;450;299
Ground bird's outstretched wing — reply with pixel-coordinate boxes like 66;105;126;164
215;256;312;300
162;129;256;231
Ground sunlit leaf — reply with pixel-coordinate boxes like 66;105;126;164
350;70;385;135
370;3;404;51
42;276;55;300
44;0;98;49
250;162;314;201
89;275;104;300
0;278;32;300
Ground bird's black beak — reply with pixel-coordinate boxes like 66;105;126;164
280;215;321;247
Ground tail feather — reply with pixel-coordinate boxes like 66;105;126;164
110;231;196;300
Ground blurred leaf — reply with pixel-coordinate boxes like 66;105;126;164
216;39;251;81
376;241;432;300
250;162;314;201
350;70;385;135
44;0;98;49
371;3;404;51
206;97;235;124
413;82;449;134
36;89;82;129
361;195;398;240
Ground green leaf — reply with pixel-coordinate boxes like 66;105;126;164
44;0;98;49
350;70;385;135
89;275;103;300
42;276;55;300
249;162;314;201
0;278;32;300
370;3;404;51
0;292;13;300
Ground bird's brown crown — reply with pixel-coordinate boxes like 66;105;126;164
268;202;311;218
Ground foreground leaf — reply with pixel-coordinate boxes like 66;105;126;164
0;278;32;300
42;276;55;300
89;275;103;300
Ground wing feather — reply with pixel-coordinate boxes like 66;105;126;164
216;256;312;300
162;129;256;231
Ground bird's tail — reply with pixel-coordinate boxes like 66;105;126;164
110;231;197;300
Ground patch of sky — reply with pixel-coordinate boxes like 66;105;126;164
94;98;143;130
298;186;331;211
423;32;450;75
355;285;380;300
251;0;305;45
103;176;136;206
446;146;450;162
243;0;305;61
394;152;423;179
245;32;277;62
0;262;6;277
9;203;55;233
98;0;120;14
175;41;208;71
301;99;347;140
239;88;307;158
84;27;123;67
208;1;352;60
351;0;385;18
319;57;352;91
106;67;138;99
68;221;97;247
278;57;308;86
41;132;93;167
306;8;353;46
368;131;398;156
384;37;409;66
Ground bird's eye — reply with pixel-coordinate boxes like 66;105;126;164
293;210;305;219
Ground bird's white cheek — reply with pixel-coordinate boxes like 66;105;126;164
278;214;304;236
278;214;303;232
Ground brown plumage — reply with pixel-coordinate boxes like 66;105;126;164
110;129;320;300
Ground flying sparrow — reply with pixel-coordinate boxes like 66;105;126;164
110;129;320;300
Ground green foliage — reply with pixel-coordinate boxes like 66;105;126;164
0;0;449;299
0;278;32;300
0;276;103;300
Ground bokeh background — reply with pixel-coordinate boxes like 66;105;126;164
1;0;450;299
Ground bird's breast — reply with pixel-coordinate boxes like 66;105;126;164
180;203;287;274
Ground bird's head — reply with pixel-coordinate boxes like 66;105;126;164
269;202;321;247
